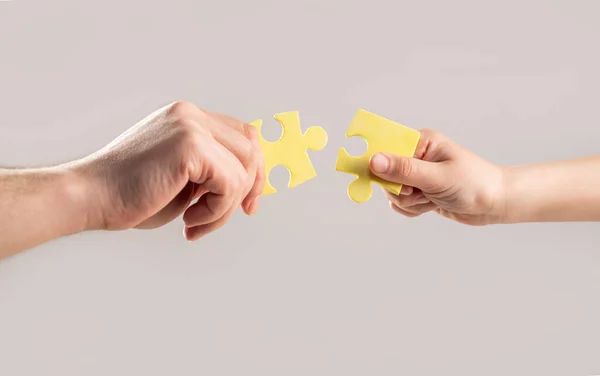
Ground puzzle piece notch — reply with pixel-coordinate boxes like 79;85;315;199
250;111;328;195
335;109;421;203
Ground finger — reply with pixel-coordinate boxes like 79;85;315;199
214;111;252;132
240;124;265;215
195;109;257;170
183;193;225;228
134;181;197;230
205;116;264;214
384;189;430;208
184;204;237;241
435;208;460;222
192;185;209;201
389;201;422;218
369;152;446;192
210;122;256;168
398;201;438;215
209;113;266;210
196;110;265;205
184;141;246;227
399;184;414;195
413;128;441;159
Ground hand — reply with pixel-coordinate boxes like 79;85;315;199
368;129;506;225
73;101;265;240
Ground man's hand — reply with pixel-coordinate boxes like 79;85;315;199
0;101;265;258
76;101;265;240
368;129;507;225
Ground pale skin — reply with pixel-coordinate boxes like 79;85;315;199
1;104;599;260
0;101;266;259
369;129;600;225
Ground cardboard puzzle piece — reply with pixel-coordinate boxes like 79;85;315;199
250;111;328;195
335;109;420;203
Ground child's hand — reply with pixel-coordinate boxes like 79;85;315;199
369;129;506;226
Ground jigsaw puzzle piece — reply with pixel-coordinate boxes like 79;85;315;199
335;109;420;203
274;112;327;188
250;111;328;196
336;148;374;203
249;119;277;195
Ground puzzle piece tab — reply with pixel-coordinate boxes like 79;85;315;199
335;109;420;203
250;111;328;195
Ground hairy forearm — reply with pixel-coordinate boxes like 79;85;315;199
0;165;90;259
502;156;600;223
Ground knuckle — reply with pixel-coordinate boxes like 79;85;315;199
390;202;410;217
228;170;246;193
243;122;259;140
250;143;264;168
238;141;256;168
172;116;199;133
242;125;263;156
387;195;402;207
180;158;198;178
419;128;442;139
238;137;261;170
390;201;421;218
420;127;450;147
221;177;235;195
167;100;199;117
240;169;250;186
174;122;206;153
396;158;416;178
385;191;404;207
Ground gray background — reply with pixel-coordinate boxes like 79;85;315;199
1;0;599;375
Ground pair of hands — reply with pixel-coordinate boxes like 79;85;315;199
75;101;506;240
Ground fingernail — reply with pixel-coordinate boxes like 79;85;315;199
370;153;389;173
400;186;413;196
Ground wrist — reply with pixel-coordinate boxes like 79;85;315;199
480;165;510;225
499;165;537;224
496;166;514;224
54;162;102;233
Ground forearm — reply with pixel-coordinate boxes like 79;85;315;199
0;165;90;259
502;156;600;223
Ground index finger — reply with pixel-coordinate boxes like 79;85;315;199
240;123;265;215
207;111;266;214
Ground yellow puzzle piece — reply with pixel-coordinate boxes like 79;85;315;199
335;109;421;203
250;111;328;195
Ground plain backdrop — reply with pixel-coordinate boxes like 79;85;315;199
1;0;600;375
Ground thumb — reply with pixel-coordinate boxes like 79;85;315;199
369;152;444;191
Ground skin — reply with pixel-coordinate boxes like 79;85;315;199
0;101;265;259
369;128;600;225
1;114;599;260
